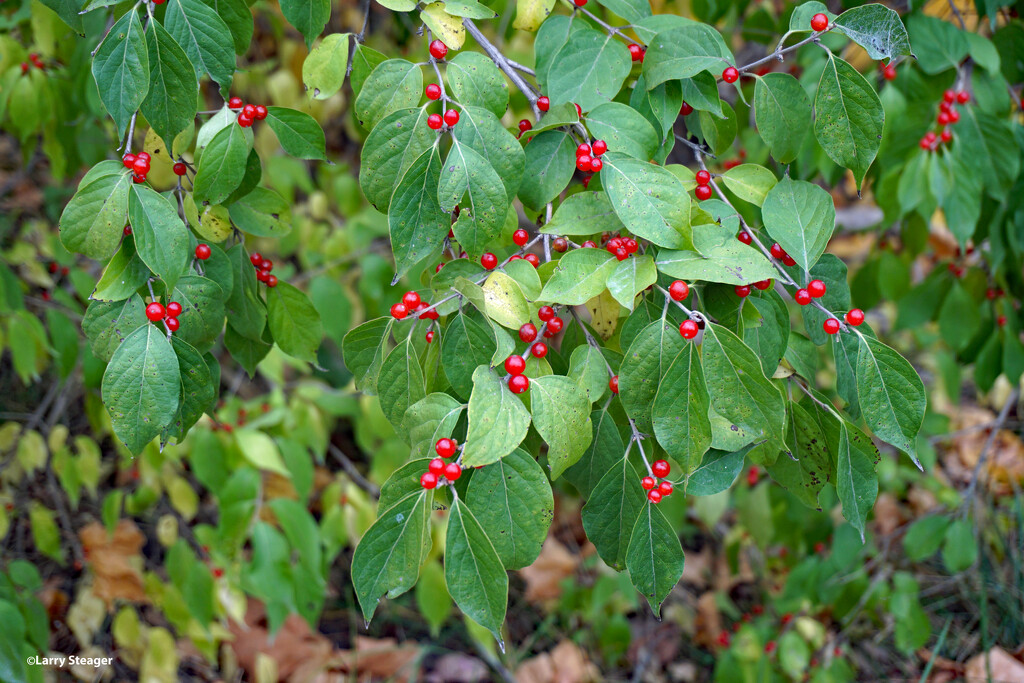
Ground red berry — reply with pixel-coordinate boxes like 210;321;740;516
581;240;597;248
576;154;592;172
680;320;699;339
754;279;772;291
669;280;690;301
122;153;136;169
722;67;739;83
173;162;187;176
695;170;711;185
641;476;656;490
627;43;644;61
810;12;829;31
421;472;438;489
228;96;243;109
48;262;59;274
513;228;529;246
623;238;638;253
919;136;932;150
266;274;278;287
518;119;532;133
948;108;959;123
166;301;183;317
735;285;751;298
545;316;563;335
525;253;540;268
195;244;211;260
807;279;826;298
576;143;591;157
425;83;442;100
426;330;435;343
250;252;262;266
166;317;180;332
538;306;555;322
940;101;952;114
538;96;550;112
695;185;712;200
574;103;582;117
609;375;619;394
137;152;150;162
403;291;422;308
943;89;956;103
508;374;530;394
782;254;797;267
998;315;1007;327
552;237;568;252
242;104;257;119
146;302;165;321
574;0;587;6
429;457;446;475
259;258;273;272
505;355;526;375
254;105;268;120
124;226;132;235
132;157;150;175
823;318;841;334
614;247;628;261
765;640;777;654
429;40;448;60
589;157;603;173
845;308;864;326
238;113;253;127
647;489;662;503
132;173;146;184
957;91;969;104
428;114;443;129
606;238;623;252
591;139;607;156
748;466;760;487
770;243;786;259
390;303;408;319
481;252;498;269
937;111;950;125
941;129;953;143
212;567;224;578
737;230;752;245
443;109;459;126
883;64;897;80
680;101;694;116
519;322;538;342
436;438;458;457
531;342;548;358
444;462;462;481
658;481;673;496
795;289;812;305
717;632;731;647
652;459;670;478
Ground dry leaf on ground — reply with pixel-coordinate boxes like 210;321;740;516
945;406;1024;496
519;537;579;604
79;520;146;605
964;647;1024;683
515;640;600;683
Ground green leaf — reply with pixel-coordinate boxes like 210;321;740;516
630;75;684;140
447;51;509;117
462;365;531;467
378;338;426;428
445;0;498;18
194;122;253;205
567;345;610;403
228;187;293;238
833;4;913;61
541;191;625;236
91;9;148;137
620;318;687;432
59;168;131;260
351;42;388;94
342;317;393;394
467;449;553;569
626;502;684;616
354;59;423;130
82;295;148;361
165;336;215;442
721;164;777;207
201;0;253;55
265;106;327;160
538;247;618;305
761;176;835;273
360;107;436;212
38;0;84;34
836;420;878;542
855;332;926;467
765;402;830;509
141;21;199;150
694;102;737;155
585;102;660;161
481;272;531;329
403;393;465;459
101;324;180;454
607;254;657;310
753;73;811;164
653;344;712;476
903;516;949;560
581;455;646;570
440;141;508;258
680;71;723;117
954;106;1020;201
303;33;351;99
642;23;732;88
445;498;508;641
656;242;777;285
165;0;236;90
743;292;790;374
937;281;981;352
93;237;150;302
602;152;692;249
452;106;524;205
686;446;751;495
906;14;968;75
530;375;592;479
389;146;448;278
441;312;496;399
224;245;266;342
519;131;575;212
352;490;432;623
942;519;977;572
280;0;330;47
593;0;650;24
702;324;787;461
168;275;226;351
547;28;632;112
814;54;884;189
128;185;189;291
267;281;323;364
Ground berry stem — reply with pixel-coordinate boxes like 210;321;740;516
627;417;654;477
428;49;450;109
674;134;716;159
569;309;615;378
464;20;542;118
768;29;825;64
559;0;632;42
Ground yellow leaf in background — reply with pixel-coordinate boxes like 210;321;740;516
16;429;46;472
421;3;465;49
140;627;180;683
233;429;291;477
168;476;199;520
184;194;232;243
482;271;531;329
514;0;557;31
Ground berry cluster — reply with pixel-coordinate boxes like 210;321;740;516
575;140;606;174
919;88;970;150
641;459;674;503
389;290;440;322
792;277;826;305
428;108;460;130
21;52;45;74
228;96;268;128
768;242;798;268
420;438;463;488
145;300;184;333
248;252;278;287
694;169;713;201
603;233;639;261
122;151;152;184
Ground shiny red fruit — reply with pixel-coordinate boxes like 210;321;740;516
429;40;448;60
519;322;538;342
845;308;865;326
680;320;699;339
428;114;443;129
518;119;532;133
770;242;786;259
505;355;526;375
538;96;550;111
545;316;563;335
173;162;187;176
481;252;498;269
513;228;529;246
228;96;243;109
531;342;548;358
641;476;656;490
669;280;690;301
238;113;253;127
254;105;268;120
146;302;165;321
658;481;673;496
538;306;555;322
648;489;662;503
735;285;751;298
443;109;459;126
957;91;969;103
426;83;442;100
795;289;812;305
628;43;644;61
754;279;772;291
167;302;183;317
590;157;603;172
722;66;739;83
429;458;446;475
609;375;619;394
525;253;540;268
807;279;826;298
695;170;711;185
436;438;458;457
591;139;607;156
652;459;670;478
810;12;828;31
444;462;462;481
508;374;530;394
883;64;897;80
421;472;438;489
122;153;136;169
390;303;408;319
738;230;752;245
695;185;712;200
425;330;435;343
166;317;180;332
680;101;693;116
576;154;593;172
823;318;841;334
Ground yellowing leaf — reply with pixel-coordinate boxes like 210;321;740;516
514;0;557;31
421;3;465;49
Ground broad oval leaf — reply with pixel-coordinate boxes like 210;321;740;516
585;102;660;161
652;344;712;476
378;338;426;428
626;502;684;616
128;185;190;291
530;375;593;479
855;332;926;467
721;164;777;207
141;21;199;150
389;146;448;278
753;72;811;164
446;51;509;117
761;176;835;273
833;4;913;61
461;365;531;467
547;28;632;112
59;168;131;260
602;152;692;249
82;295;148;361
814;55;884;190
538;248;618;305
581;456;645;570
444;498;508;641
355;59;424;130
193;122;253;205
620;318;687;432
265;106;327;161
267;281;323;364
302;33;351;99
642;23;733;88
165;0;235;90
91;9;149;137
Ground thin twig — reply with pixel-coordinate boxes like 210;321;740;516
960;389;1018;517
329;443;381;498
742;33;822;74
946;0;968;30
464;20;541;118
674;134;716;159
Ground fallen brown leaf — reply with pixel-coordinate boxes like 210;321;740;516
515;640;600;683
333;636;420;682
519;537;579;604
873;493;902;536
693;592;722;649
965;647;1024;683
79;520;146;606
424;653;488;683
227;600;334;682
945;406;1024;496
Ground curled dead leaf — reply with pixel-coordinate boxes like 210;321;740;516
79;520;147;606
965;647;1024;683
518;537;579;604
515;640;600;683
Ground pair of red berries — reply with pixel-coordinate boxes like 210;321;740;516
122;151;151;184
694;169;713;201
249;252;278;287
390;290;439;320
428;109;460;130
228;97;267;128
734;279;773;298
509;253;540;268
21;53;44;74
576;140;607;174
769;242;798;267
605;235;638;261
627;44;646;62
793;278;827;305
145;301;183;332
47;262;69;277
